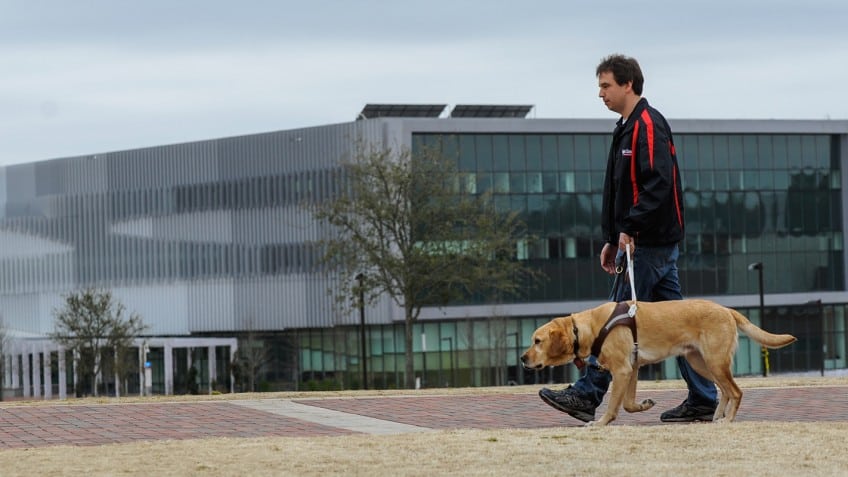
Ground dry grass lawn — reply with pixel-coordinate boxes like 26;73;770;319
0;376;846;476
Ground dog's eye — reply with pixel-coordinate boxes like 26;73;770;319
534;338;541;345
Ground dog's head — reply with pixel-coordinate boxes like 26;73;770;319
520;316;576;370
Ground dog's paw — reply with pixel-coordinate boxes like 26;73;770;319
641;398;655;410
584;420;599;427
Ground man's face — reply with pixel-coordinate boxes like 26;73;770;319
597;71;630;115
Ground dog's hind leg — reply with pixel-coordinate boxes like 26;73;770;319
707;363;743;422
622;366;655;414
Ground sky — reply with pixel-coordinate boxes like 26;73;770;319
1;0;846;166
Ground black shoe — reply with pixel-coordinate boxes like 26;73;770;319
538;386;596;423
660;401;717;422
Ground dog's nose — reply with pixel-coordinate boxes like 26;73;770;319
520;353;527;364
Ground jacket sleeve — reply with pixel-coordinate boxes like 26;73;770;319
620;110;676;235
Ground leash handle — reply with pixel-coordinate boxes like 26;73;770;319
625;243;637;315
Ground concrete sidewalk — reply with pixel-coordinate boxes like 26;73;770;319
0;385;846;448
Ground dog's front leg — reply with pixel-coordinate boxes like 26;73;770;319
622;367;655;413
587;369;629;426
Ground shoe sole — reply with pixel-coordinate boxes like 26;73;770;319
660;414;715;423
539;392;595;423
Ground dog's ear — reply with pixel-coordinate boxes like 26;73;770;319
548;319;569;357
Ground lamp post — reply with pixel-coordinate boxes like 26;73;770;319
421;332;427;388
748;262;768;377
506;332;519;385
441;337;454;387
355;273;367;390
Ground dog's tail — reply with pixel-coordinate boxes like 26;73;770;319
731;309;797;349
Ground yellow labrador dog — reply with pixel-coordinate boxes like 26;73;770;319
521;299;796;426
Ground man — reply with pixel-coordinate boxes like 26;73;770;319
538;54;718;423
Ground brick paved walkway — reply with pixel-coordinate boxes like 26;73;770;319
0;386;845;449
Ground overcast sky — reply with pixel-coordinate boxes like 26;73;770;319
1;0;846;166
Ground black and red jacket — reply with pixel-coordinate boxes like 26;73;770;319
601;98;684;247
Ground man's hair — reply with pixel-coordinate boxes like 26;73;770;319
596;54;644;95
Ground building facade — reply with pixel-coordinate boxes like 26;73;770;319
1;108;847;395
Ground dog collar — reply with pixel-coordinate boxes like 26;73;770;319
572;323;586;369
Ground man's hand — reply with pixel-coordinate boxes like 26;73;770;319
600;243;616;275
618;232;634;254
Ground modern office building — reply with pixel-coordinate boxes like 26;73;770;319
1;104;846;396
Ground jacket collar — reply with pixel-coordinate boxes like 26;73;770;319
616;97;649;132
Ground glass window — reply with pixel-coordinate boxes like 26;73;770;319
460;173;476;194
476;135;494;171
541;135;558;171
787;135;802;169
801;135;818;169
493;173;510;193
458;135;475;172
728;135;744;170
558;135;575;171
476;172;492;194
542;172;558;193
526;135;542;170
591;172;605;193
509;135;526;170
526;195;545;233
441;134;459;160
743;135;758;170
590;136;607;171
771;135;788;169
560;172;575;193
526;172;542;193
575;172;591;193
679;135;697;169
713;135;730;169
574;136;591;171
697;135;715;170
493;136;509;171
510;173;526;193
774;170;790;189
714;170;730;190
543;194;560;234
757;135;773;169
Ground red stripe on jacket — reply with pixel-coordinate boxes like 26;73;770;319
641;109;655;169
630;121;639;205
673;164;683;227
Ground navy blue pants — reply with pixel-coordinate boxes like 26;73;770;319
570;244;718;407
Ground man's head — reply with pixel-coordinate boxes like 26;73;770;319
596;54;643;116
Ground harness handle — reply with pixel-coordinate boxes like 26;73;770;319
625;243;637;317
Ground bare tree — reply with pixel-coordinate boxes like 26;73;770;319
311;140;543;389
231;318;273;392
49;289;147;397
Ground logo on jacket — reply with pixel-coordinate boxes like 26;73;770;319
622;148;633;157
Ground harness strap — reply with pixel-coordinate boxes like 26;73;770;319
590;302;639;358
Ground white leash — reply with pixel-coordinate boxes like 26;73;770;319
625;243;637;317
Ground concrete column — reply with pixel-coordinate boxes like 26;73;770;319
114;348;120;398
11;351;19;388
32;352;41;398
3;353;10;389
73;349;79;397
58;348;67;400
208;346;216;394
43;346;52;400
138;346;145;396
230;344;237;393
22;350;31;398
164;342;173;395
